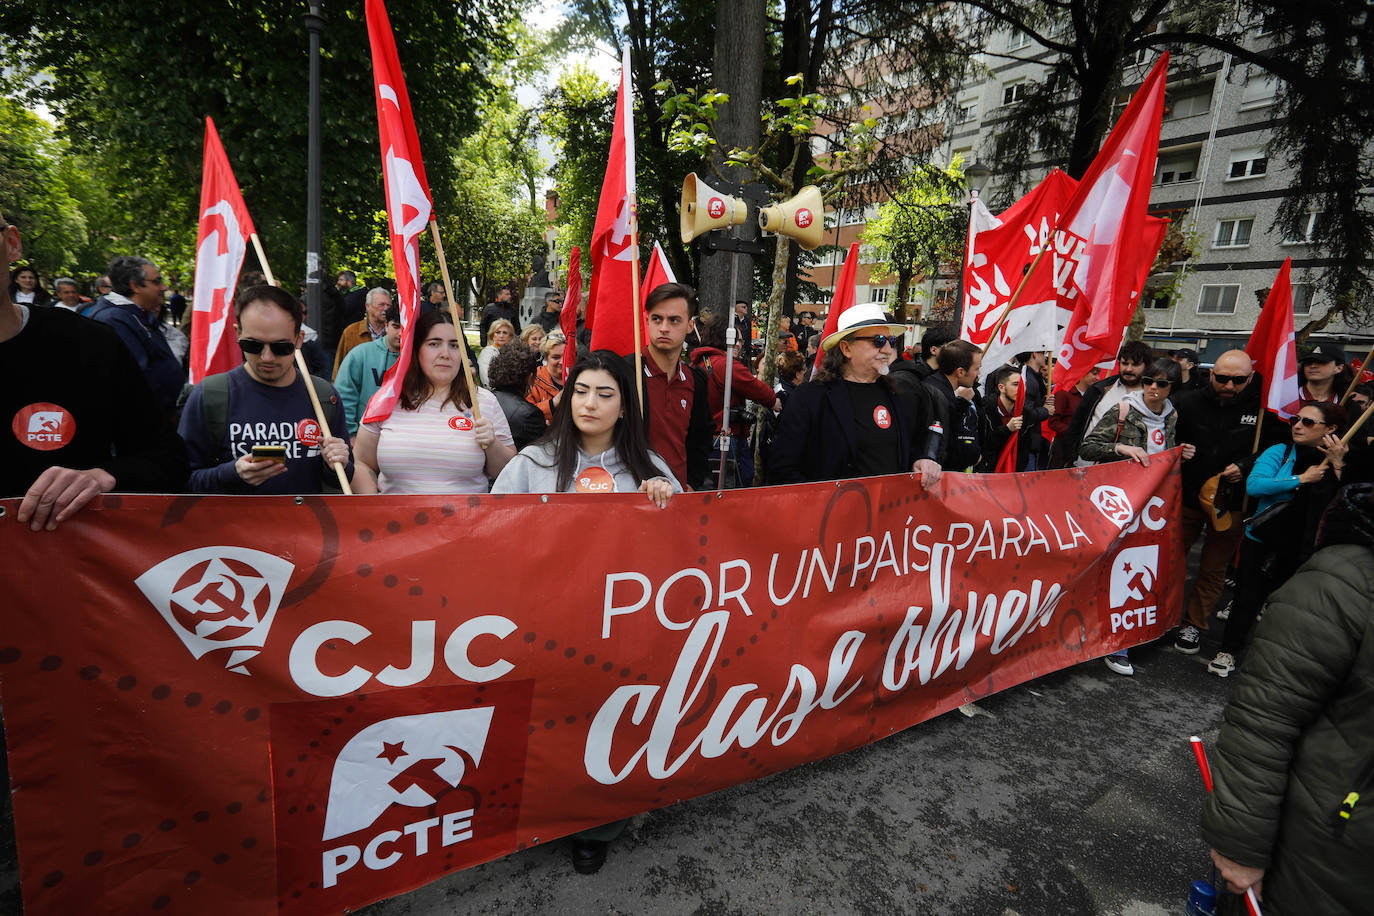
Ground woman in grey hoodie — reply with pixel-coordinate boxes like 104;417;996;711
491;350;677;873
1079;357;1196;676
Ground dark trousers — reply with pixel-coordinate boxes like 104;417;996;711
1220;537;1283;653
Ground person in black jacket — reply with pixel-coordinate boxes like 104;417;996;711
923;338;985;472
771;303;941;486
1013;351;1054;469
976;366;1024;471
487;341;547;450
480;286;521;346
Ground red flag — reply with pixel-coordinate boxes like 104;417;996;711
560;247;582;384
361;0;435;424
190;117;256;385
1246;258;1302;419
639;241;677;301
994;369;1028;473
962;168;1078;348
1053;215;1168;392
1052;54;1169;351
814;243;861;370
586;46;640;356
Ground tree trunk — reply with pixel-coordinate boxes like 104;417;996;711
752;229;794;482
895;268;913;322
697;0;765;313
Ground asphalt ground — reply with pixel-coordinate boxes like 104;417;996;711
361;638;1236;916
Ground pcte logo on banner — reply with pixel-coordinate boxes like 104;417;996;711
134;546;294;674
1108;544;1159;632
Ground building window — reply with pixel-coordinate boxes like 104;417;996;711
1142;290;1172;310
872;288;890;303
1198;284;1240;315
1240;73;1279;110
1164;81;1213;121
841;207;865;226
1155;147;1200;185
1292;283;1314;317
1227;148;1268;180
1283;211;1322;244
1213;218;1254;248
1007;29;1031;51
957;98;978;123
1001;81;1028;105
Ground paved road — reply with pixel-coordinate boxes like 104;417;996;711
363;641;1234;916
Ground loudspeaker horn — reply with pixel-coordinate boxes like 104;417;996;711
757;185;824;250
680;173;749;244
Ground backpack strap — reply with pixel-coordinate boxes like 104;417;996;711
201;372;233;457
1112;400;1131;443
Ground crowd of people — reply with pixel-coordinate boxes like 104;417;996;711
4;219;1371;896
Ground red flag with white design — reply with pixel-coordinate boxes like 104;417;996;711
814;243;861;370
560;247;582;384
1246;258;1302;419
1052;215;1168;392
361;0;435;424
961;169;1078;348
1051;54;1169;350
586;46;640;356
190;117;256;384
639;240;677;302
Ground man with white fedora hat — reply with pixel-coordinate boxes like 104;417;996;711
771;302;943;485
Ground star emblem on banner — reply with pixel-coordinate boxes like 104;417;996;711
378;741;407;765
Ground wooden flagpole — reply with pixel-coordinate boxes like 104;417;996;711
1338;341;1374;405
628;193;645;412
980;244;1052;351
1317;397;1374;469
249;232;352;494
428;220;483;427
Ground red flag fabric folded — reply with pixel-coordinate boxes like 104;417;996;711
586;46;640;357
994;369;1028;473
814;243;861;371
560;247;582;384
361;0;435;425
1246;258;1302;419
190;117;256;384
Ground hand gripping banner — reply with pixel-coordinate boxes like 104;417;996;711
0;455;1183;914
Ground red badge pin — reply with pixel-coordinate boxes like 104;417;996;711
12;402;75;451
873;405;892;430
448;415;474;432
575;466;615;493
297;418;322;448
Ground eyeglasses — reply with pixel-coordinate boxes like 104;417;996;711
238;338;296;356
851;334;897;348
1141;377;1173;388
1212;373;1251;386
1289;415;1328;428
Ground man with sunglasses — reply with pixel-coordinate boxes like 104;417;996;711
178;285;352;494
2;219;188;530
772;303;942;486
1172;349;1287;653
86;255;183;420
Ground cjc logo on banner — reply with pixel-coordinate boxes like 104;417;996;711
1090;485;1135;528
134;546;294;674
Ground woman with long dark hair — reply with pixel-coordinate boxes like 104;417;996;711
1207;400;1349;677
352;310;515;494
492;350;677;506
9;266;50;306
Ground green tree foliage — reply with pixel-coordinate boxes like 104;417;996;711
0;98;96;276
863;160;968;322
0;0;520;284
541;64;615;265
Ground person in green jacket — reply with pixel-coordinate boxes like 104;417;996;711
1201;483;1374;915
335;305;401;432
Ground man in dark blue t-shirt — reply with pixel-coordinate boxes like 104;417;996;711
178;285;352;494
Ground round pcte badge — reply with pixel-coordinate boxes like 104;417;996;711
575;466;615;492
873;405;892;430
448;415;475;432
12;402;75;451
296;418;322;448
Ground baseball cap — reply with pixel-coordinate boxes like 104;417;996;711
1173;348;1198;363
1301;343;1346;365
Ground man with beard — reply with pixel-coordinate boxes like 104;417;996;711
923;338;985;472
1059;340;1154;467
772;303;942;485
1171;351;1287;653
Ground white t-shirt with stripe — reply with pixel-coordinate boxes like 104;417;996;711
364;388;512;494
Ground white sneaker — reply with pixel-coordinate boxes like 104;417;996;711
1104;654;1134;676
1208;652;1236;678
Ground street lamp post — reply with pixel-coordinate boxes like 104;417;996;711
952;159;993;333
304;2;326;331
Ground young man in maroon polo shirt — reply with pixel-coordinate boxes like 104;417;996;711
640;283;711;490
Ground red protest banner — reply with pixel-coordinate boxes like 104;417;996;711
0;456;1182;914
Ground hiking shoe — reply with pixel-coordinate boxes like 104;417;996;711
1104;653;1134;676
1208;652;1236;678
1174;625;1202;655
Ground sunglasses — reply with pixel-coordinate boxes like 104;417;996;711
851;334;897;348
1212;373;1251;386
1289;415;1329;428
1141;377;1173;388
238;338;296;356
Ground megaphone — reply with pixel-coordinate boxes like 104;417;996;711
680;173;749;244
757;185;824;250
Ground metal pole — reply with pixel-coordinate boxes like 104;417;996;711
304;2;326;332
717;324;737;491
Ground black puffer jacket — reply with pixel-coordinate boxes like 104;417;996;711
1201;483;1374;916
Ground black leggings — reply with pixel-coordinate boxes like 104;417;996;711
1220;537;1294;653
